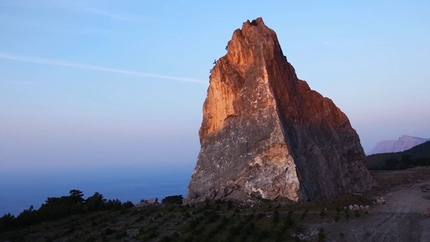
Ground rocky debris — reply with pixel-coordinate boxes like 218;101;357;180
134;202;147;208
375;196;386;205
421;184;430;192
182;198;189;205
134;197;159;207
422;208;430;217
293;229;319;241
148;197;158;204
349;204;370;211
187;17;375;203
126;229;139;237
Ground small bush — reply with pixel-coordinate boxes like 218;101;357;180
162;195;183;204
299;209;308;221
256;213;265;220
334;214;340;222
187;219;199;231
160;235;171;242
114;231;126;239
146;228;159;239
227;200;234;210
318;228;325;242
272;210;279;224
354;211;360;218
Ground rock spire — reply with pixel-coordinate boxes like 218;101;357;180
187;17;375;202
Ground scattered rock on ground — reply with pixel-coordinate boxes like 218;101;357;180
375;196;386;205
148;197;158;204
126;229;139;237
422;208;430;217
294;229;319;241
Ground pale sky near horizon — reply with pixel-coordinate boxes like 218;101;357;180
1;0;430;174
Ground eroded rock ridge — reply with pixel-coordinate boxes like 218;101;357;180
187;17;375;203
369;135;430;155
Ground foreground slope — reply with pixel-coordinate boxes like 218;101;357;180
187;18;374;203
2;168;430;242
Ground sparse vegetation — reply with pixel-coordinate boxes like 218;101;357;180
162;195;183;205
370;155;430;170
318;228;326;242
4;167;428;242
0;188;375;241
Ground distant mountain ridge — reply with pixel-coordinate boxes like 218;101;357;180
367;140;430;169
369;135;429;155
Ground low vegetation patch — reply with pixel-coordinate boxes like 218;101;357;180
0;189;375;241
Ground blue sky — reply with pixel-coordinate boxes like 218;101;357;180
1;0;430;176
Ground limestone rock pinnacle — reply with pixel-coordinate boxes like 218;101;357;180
187;17;375;203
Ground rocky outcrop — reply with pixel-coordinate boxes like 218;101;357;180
369;135;430;155
187;17;375;203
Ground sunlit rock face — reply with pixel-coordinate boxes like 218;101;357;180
187;17;375;203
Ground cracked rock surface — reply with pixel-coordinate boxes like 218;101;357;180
187;17;375;203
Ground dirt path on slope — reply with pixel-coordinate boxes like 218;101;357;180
310;167;430;242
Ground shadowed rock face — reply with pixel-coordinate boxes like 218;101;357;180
187;17;375;203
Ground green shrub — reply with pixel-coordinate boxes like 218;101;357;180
299;209;308;220
344;211;350;220
160;235;171;242
320;211;326;219
227;200;233;210
256;213;265;220
162;195;183;204
318;228;325;242
272;210;279;223
334;214;340;222
354;211;360;218
187;219;199;231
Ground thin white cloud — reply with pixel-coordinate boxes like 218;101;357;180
0;52;206;84
84;8;147;23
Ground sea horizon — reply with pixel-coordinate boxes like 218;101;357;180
0;163;194;216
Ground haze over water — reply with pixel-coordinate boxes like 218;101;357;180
0;164;193;216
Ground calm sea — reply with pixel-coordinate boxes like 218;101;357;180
0;164;194;216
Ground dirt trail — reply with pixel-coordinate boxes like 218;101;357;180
378;181;430;213
317;168;430;242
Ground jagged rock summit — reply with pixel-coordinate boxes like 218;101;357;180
187;18;375;203
369;135;430;155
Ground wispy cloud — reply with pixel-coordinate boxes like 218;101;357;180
84;8;148;23
0;52;206;84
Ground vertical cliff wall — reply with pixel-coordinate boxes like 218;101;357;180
187;18;375;202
